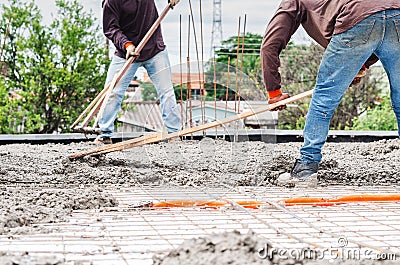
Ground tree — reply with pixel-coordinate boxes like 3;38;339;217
0;0;109;133
214;33;384;130
212;33;266;101
351;95;398;131
141;81;158;102
0;76;9;131
278;43;383;130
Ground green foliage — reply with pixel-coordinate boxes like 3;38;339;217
352;95;398;131
215;33;264;93
140;82;158;102
277;43;322;129
0;0;108;133
0;76;10;132
277;43;383;130
214;34;385;130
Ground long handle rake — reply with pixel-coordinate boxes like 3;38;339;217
69;89;314;159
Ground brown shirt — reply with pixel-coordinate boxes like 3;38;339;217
103;0;165;62
261;0;400;92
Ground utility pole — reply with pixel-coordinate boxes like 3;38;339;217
211;0;222;57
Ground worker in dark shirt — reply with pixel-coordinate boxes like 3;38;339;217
95;0;181;144
261;0;400;186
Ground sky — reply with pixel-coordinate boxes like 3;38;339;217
0;0;309;75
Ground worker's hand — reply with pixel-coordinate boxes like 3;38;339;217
168;0;180;8
351;66;367;86
125;44;137;60
268;93;290;111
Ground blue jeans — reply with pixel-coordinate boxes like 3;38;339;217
300;9;400;164
99;49;181;137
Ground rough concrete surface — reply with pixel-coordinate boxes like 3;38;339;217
1;138;400;263
0;252;64;265
152;230;271;265
153;230;398;265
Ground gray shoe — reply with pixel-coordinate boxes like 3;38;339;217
93;136;113;145
290;159;319;187
168;136;182;143
160;136;182;143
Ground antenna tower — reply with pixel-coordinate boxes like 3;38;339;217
211;0;222;56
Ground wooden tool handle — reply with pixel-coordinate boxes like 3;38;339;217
69;89;314;159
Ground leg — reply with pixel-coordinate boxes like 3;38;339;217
99;55;141;137
374;10;400;135
299;16;382;164
143;49;181;133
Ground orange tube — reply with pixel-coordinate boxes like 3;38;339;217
147;194;400;209
284;197;328;204
283;194;400;206
328;194;400;203
236;201;264;209
152;200;227;208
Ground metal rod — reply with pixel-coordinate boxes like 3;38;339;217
200;0;206;137
179;14;184;130
235;14;247;142
187;15;193;134
213;57;217;136
188;0;206;135
237;14;247;115
199;0;205;92
225;57;230;119
234;17;241;142
235;17;241;114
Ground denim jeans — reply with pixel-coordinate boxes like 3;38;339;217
300;9;400;164
99;49;182;137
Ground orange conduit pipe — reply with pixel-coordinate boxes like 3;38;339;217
151;200;264;209
146;194;400;209
284;194;400;206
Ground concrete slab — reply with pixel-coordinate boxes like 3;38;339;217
1;186;400;264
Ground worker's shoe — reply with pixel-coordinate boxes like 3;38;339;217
289;159;319;187
168;136;181;143
160;136;181;143
93;136;113;145
277;160;318;187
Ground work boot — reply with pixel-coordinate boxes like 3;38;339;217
167;136;182;143
93;136;113;145
289;159;319;187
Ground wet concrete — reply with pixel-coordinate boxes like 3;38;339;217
153;230;398;265
3;138;400;184
153;230;270;265
0;187;117;235
1;138;400;263
0;252;64;265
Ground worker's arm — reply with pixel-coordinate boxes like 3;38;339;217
261;0;304;110
351;55;379;86
365;54;379;68
103;0;133;54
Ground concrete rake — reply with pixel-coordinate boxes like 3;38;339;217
69;89;314;159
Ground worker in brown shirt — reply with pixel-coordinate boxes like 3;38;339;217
261;0;400;186
95;0;181;144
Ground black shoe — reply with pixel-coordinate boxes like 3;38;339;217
93;136;113;145
289;159;319;187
